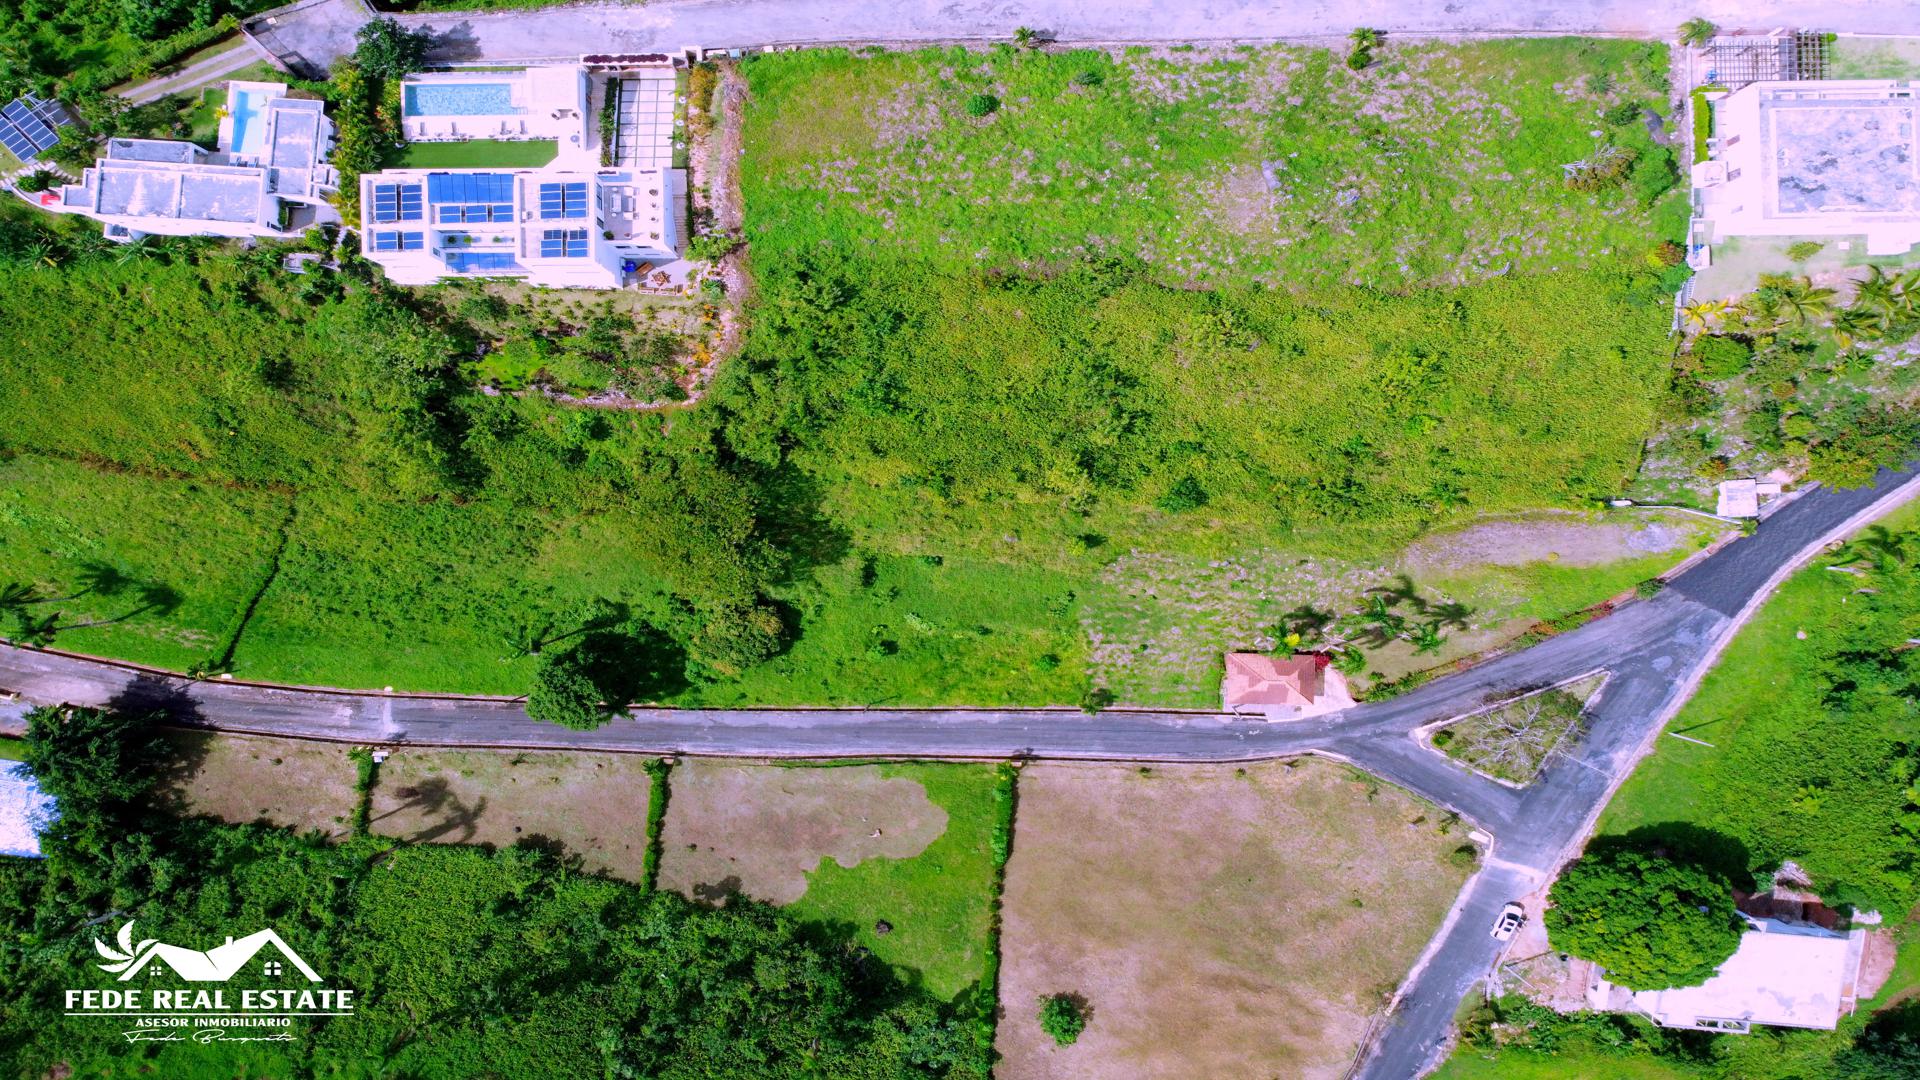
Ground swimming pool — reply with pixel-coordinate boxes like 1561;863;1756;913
227;88;271;156
405;83;522;117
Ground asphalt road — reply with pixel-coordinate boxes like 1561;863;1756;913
249;0;1920;74
5;462;1919;1076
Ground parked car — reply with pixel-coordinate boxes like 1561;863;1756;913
1491;901;1526;941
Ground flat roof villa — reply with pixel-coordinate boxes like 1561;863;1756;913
34;81;336;242
357;168;678;288
361;63;685;288
1693;79;1920;258
1589;916;1867;1033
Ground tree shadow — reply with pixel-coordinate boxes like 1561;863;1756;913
370;775;488;845
1585;822;1756;892
103;674;214;818
746;462;853;589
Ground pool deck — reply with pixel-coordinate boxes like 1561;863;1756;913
217;79;290;161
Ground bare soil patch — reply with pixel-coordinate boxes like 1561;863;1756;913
657;761;946;905
996;759;1470;1080
1405;516;1688;573
160;732;357;838
368;749;653;880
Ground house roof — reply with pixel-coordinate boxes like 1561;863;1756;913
1223;653;1322;709
1630;918;1860;1031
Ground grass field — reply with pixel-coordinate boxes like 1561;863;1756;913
1432;1048;1706;1080
657;761;998;998
0;455;289;673
994;760;1470;1078
741;39;1684;290
368;748;655;879
0;737;24;762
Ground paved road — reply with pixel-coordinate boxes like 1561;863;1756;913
249;0;1920;74
5;462;1918;1077
123;43;268;105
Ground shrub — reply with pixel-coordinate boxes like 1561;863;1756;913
1544;841;1742;990
15;170;53;193
1072;69;1103;87
965;93;1000;117
1691;334;1752;378
1154;476;1208;513
1602;100;1643;127
1635;578;1664;599
1646;240;1685;267
686;233;742;262
1563;145;1636;191
1786;240;1824;262
1037;994;1086;1046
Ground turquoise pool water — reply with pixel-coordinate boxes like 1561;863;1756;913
228;88;270;155
405;83;522;117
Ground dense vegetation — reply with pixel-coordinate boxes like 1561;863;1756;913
0;705;991;1077
1543;840;1744;991
0;0;270;100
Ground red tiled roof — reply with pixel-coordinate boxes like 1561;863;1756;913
1223;653;1324;708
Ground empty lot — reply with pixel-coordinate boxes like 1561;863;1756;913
996;760;1471;1079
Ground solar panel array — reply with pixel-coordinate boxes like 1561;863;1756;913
370;231;425;253
0;95;65;163
370;183;424;223
537;181;589;220
428;173;516;224
444;251;520;274
539;228;589;258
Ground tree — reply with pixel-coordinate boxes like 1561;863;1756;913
1037;994;1086;1046
1679;298;1726;330
525;647;608;730
1677;18;1717;47
1013;26;1039;50
352;17;432;82
1777;277;1837;328
685;601;786;679
1544;843;1744;991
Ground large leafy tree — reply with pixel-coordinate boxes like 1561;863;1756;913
351;17;432;82
1544;843;1744;991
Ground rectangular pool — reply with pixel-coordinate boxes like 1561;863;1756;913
405;83;523;117
227;88;271;156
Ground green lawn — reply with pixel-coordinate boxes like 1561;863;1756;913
394;139;559;169
0;737;24;762
785;763;1000;999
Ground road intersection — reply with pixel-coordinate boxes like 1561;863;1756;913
4;462;1917;1076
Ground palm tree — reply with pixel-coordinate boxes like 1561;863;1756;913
1830;306;1883;351
1777;278;1837;328
1853;265;1899;321
1408;621;1446;656
1350;27;1383;49
1680;298;1727;330
1677;17;1717;47
1896;269;1920;317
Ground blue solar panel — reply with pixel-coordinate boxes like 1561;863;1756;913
370;183;422;223
444;251;520;274
0;95;62;162
537;181;589;220
428;173;515;203
369;231;424;253
435;203;513;224
539;228;589;258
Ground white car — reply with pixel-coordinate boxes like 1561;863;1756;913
1491;901;1526;941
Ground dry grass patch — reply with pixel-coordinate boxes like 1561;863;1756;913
367;749;653;880
160;732;358;838
657;760;947;905
996;759;1471;1080
1431;673;1607;784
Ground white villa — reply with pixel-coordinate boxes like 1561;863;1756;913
356;63;683;289
34;81;337;242
1692;79;1920;261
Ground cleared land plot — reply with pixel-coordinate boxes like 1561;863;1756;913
1085;514;1712;706
160;732;358;838
996;760;1470;1079
367;749;653;879
658;761;997;998
0;455;287;672
1432;672;1606;784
